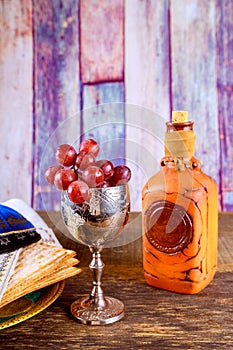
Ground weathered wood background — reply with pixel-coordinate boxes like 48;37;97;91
0;0;232;212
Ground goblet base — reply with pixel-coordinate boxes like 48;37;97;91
70;296;125;325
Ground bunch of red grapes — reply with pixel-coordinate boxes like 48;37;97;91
45;138;131;204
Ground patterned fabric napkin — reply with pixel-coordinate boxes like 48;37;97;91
0;204;41;253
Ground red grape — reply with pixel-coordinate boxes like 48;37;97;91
95;159;114;180
67;180;90;204
79;139;100;157
96;180;110;188
75;151;96;170
45;165;63;184
46;137;132;195
81;166;104;187
54;168;77;190
111;165;131;185
56;144;77;166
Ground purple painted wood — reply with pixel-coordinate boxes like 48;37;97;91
1;0;233;212
0;0;33;205
82;82;125;165
170;0;220;191
33;0;80;211
216;0;233;211
125;0;171;211
125;0;170;116
80;0;124;83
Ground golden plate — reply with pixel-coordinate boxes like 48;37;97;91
0;281;65;330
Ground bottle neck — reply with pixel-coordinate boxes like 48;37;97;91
164;121;196;159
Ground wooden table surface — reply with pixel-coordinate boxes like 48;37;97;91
1;211;233;349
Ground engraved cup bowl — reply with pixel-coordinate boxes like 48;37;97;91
61;184;130;248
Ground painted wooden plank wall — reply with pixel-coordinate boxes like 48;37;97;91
170;0;219;185
80;0;125;166
33;0;80;211
80;0;124;83
216;0;233;211
125;0;170;210
82;83;125;164
0;0;33;204
0;0;233;212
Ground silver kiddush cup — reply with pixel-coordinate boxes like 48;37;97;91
61;184;130;325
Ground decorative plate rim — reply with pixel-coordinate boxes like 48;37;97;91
0;280;65;330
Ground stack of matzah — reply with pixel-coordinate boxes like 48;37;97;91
0;199;81;309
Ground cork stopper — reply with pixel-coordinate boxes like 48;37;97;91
172;111;188;123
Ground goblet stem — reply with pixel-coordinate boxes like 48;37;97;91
70;246;125;325
88;247;106;308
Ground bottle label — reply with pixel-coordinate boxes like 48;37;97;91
144;200;193;254
164;130;196;158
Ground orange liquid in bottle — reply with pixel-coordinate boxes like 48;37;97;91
142;111;218;294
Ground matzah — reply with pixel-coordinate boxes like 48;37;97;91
0;199;82;309
0;241;81;308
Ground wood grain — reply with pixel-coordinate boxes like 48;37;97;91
0;0;233;212
0;0;33;205
33;0;80;211
170;0;219;188
125;0;171;115
1;212;233;349
82;82;125;165
216;0;233;211
3;268;233;349
125;0;170;211
80;0;124;83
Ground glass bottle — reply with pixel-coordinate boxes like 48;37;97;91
142;111;218;294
